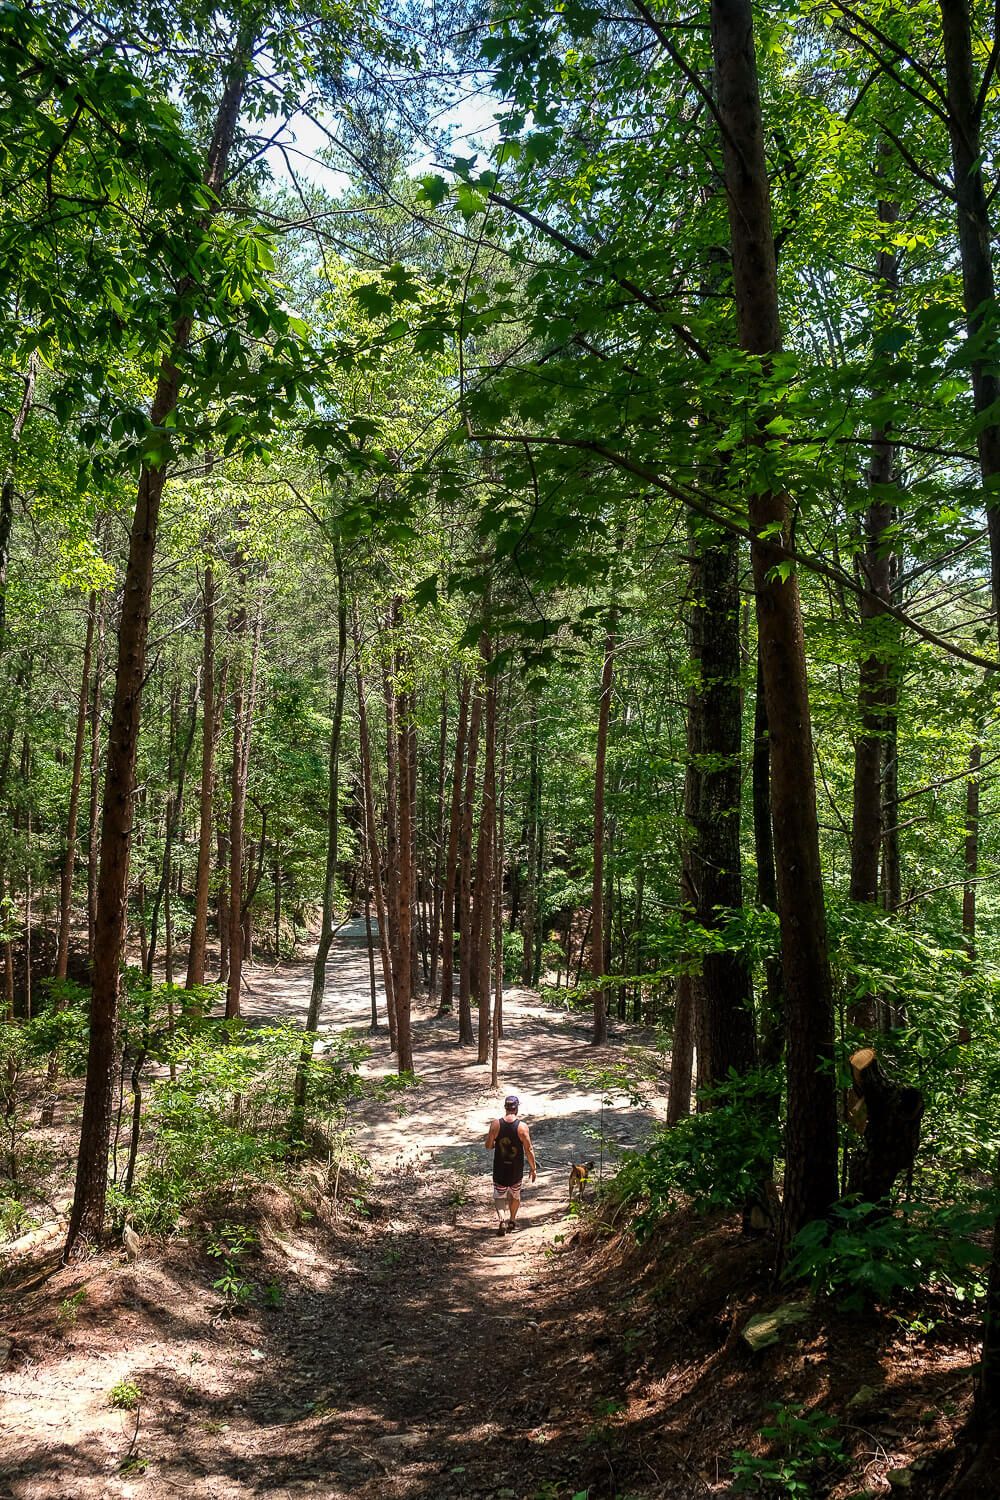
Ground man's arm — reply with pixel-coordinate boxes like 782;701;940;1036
485;1119;499;1149
518;1122;538;1181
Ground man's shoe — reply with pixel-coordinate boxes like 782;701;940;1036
496;1222;507;1237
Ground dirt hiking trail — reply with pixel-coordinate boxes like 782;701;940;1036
1;930;671;1500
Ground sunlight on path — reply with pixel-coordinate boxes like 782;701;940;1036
243;932;667;1248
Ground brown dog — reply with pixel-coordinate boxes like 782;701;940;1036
568;1160;595;1202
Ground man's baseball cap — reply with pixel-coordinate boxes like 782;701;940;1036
504;1094;519;1109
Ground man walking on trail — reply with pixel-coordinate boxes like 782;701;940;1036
486;1094;537;1236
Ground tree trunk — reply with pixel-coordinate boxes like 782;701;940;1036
881;668;902;914
225;593;262;1019
65;34;254;1254
87;594;106;964
56;593;97;980
493;680;510;1058
710;0;838;1245
475;644;497;1065
355;624;397;1048
395;683;414;1075
147;679;198;980
291;548;347;1132
940;0;1000;657
364;861;378;1033
591;622;615;1045
187;563;221;989
217;821;230;983
438;679;470;1015
753;654;784;1067
687;515;756;1085
963;741;981;959
458;687;483;1046
428;693;448;997
521;702;540;985
667;974;696;1125
850;213;899;911
383;646;402;1024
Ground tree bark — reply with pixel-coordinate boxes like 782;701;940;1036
591;622;616;1045
438;678;470;1015
186;563;221;989
225;591;262;1018
395;681;414;1075
65;33;254;1254
56;593;97;980
87;593;106;964
475;643;497;1065
428;693;448;997
710;0;839;1244
226;592;249;1020
458;686;483;1046
667;973;696;1125
354;623;396;1047
687;515;756;1085
521;701;540;985
291;548;347;1131
147;678;198;980
940;0;1000;657
963;741;981;959
881;667;902;914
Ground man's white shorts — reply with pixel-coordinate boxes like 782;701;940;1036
493;1180;522;1204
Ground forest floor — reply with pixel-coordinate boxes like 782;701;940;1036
0;931;983;1500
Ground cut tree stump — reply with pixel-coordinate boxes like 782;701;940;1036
846;1047;923;1202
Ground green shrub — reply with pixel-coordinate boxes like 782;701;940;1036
109;1021;367;1232
731;1403;846;1496
108;1377;142;1411
502;929;524;981
785;1197;992;1310
611;1068;780;1235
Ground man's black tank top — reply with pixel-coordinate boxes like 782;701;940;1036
493;1117;525;1185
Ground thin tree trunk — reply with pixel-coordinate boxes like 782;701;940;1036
881;670;902;915
226;597;248;1020
56;593;97;981
667;973;695;1125
226;593;262;1018
710;0;838;1245
438;679;470;1015
475;644;497;1065
687;515;755;1085
848;189;900;1032
395;682;414;1075
217;821;230;983
963;741;981;960
753;654;783;1069
521;702;540;985
148;679;198;979
458;687;483;1046
364;862;378;1033
87;594;106;964
65;39;253;1253
292;549;347;1132
355;623;397;1048
383;644;402;1020
940;0;1000;659
187;563;220;989
591;622;616;1045
428;693;448;997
